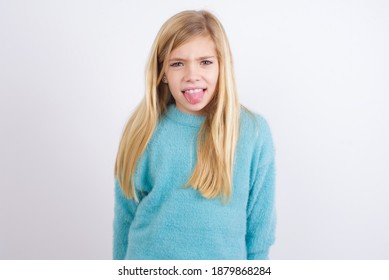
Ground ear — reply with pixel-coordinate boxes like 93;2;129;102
162;75;168;83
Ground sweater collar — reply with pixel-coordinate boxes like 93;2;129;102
165;104;206;127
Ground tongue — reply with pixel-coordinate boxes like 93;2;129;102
184;90;205;104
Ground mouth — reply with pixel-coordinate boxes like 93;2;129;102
181;88;207;104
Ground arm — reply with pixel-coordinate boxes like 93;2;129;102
246;116;276;260
113;178;138;260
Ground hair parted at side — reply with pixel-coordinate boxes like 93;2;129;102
115;10;240;202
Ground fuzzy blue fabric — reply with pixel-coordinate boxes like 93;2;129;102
113;104;276;260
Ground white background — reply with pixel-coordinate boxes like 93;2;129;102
1;0;388;259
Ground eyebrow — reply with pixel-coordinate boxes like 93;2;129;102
168;56;216;62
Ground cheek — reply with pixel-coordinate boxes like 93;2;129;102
211;65;219;81
210;71;219;87
167;80;181;96
166;73;181;86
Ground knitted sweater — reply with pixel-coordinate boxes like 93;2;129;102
113;104;276;260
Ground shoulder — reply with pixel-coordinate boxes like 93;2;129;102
239;105;272;142
239;105;275;164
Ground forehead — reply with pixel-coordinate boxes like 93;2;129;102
169;36;217;58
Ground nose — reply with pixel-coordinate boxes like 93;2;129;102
184;63;200;82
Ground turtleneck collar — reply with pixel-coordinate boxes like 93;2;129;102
164;104;206;127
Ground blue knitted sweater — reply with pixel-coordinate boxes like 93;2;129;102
113;104;276;260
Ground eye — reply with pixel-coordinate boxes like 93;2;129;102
201;60;213;65
170;62;183;67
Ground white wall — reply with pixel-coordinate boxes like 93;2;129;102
1;0;388;259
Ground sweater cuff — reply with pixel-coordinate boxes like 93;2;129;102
247;249;269;260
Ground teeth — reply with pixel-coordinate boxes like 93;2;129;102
184;88;203;94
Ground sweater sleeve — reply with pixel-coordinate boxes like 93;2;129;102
246;116;276;260
112;178;138;260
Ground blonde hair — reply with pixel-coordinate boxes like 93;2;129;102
115;10;240;202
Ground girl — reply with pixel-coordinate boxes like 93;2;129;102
113;10;276;260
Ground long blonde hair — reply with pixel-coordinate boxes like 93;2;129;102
115;10;240;202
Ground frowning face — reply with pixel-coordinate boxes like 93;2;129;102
164;36;219;115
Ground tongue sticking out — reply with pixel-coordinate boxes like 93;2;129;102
183;89;205;104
